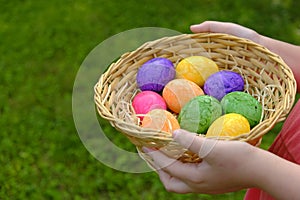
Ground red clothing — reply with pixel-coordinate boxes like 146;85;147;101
244;99;300;199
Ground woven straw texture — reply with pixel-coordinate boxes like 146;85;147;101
94;33;297;163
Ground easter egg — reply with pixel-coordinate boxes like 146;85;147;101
178;95;222;134
132;91;167;119
176;56;219;87
136;57;175;92
203;70;244;101
141;109;180;135
206;113;250;138
221;91;262;127
162;79;204;113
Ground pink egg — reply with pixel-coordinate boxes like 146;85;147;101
132;91;167;119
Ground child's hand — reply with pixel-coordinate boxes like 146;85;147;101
190;21;261;44
143;129;257;194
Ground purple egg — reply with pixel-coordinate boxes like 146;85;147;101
136;58;175;92
204;70;244;101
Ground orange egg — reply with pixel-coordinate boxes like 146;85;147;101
176;56;219;87
141;109;180;136
162;79;204;113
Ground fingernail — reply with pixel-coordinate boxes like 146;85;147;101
172;129;181;138
142;147;152;153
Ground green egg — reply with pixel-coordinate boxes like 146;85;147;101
221;91;262;128
178;95;222;134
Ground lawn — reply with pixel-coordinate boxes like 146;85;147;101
1;0;300;199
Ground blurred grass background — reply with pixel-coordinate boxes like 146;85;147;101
1;0;300;199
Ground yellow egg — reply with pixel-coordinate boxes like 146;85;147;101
176;56;219;86
206;113;250;138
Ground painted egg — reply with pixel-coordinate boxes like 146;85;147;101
176;56;219;87
162;79;204;113
206;113;250;138
132;91;167;119
178;95;222;134
141;109;180;135
136;57;175;92
221;91;262;127
203;70;244;101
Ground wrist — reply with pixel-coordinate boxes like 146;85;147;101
246;147;284;191
246;147;269;188
224;142;264;189
239;144;265;189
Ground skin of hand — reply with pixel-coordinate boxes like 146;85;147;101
190;21;261;44
143;129;257;194
143;129;300;199
190;21;300;92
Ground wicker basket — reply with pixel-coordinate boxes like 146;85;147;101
94;33;297;164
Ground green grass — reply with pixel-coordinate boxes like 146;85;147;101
1;0;300;199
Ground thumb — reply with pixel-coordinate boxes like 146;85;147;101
173;129;219;159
